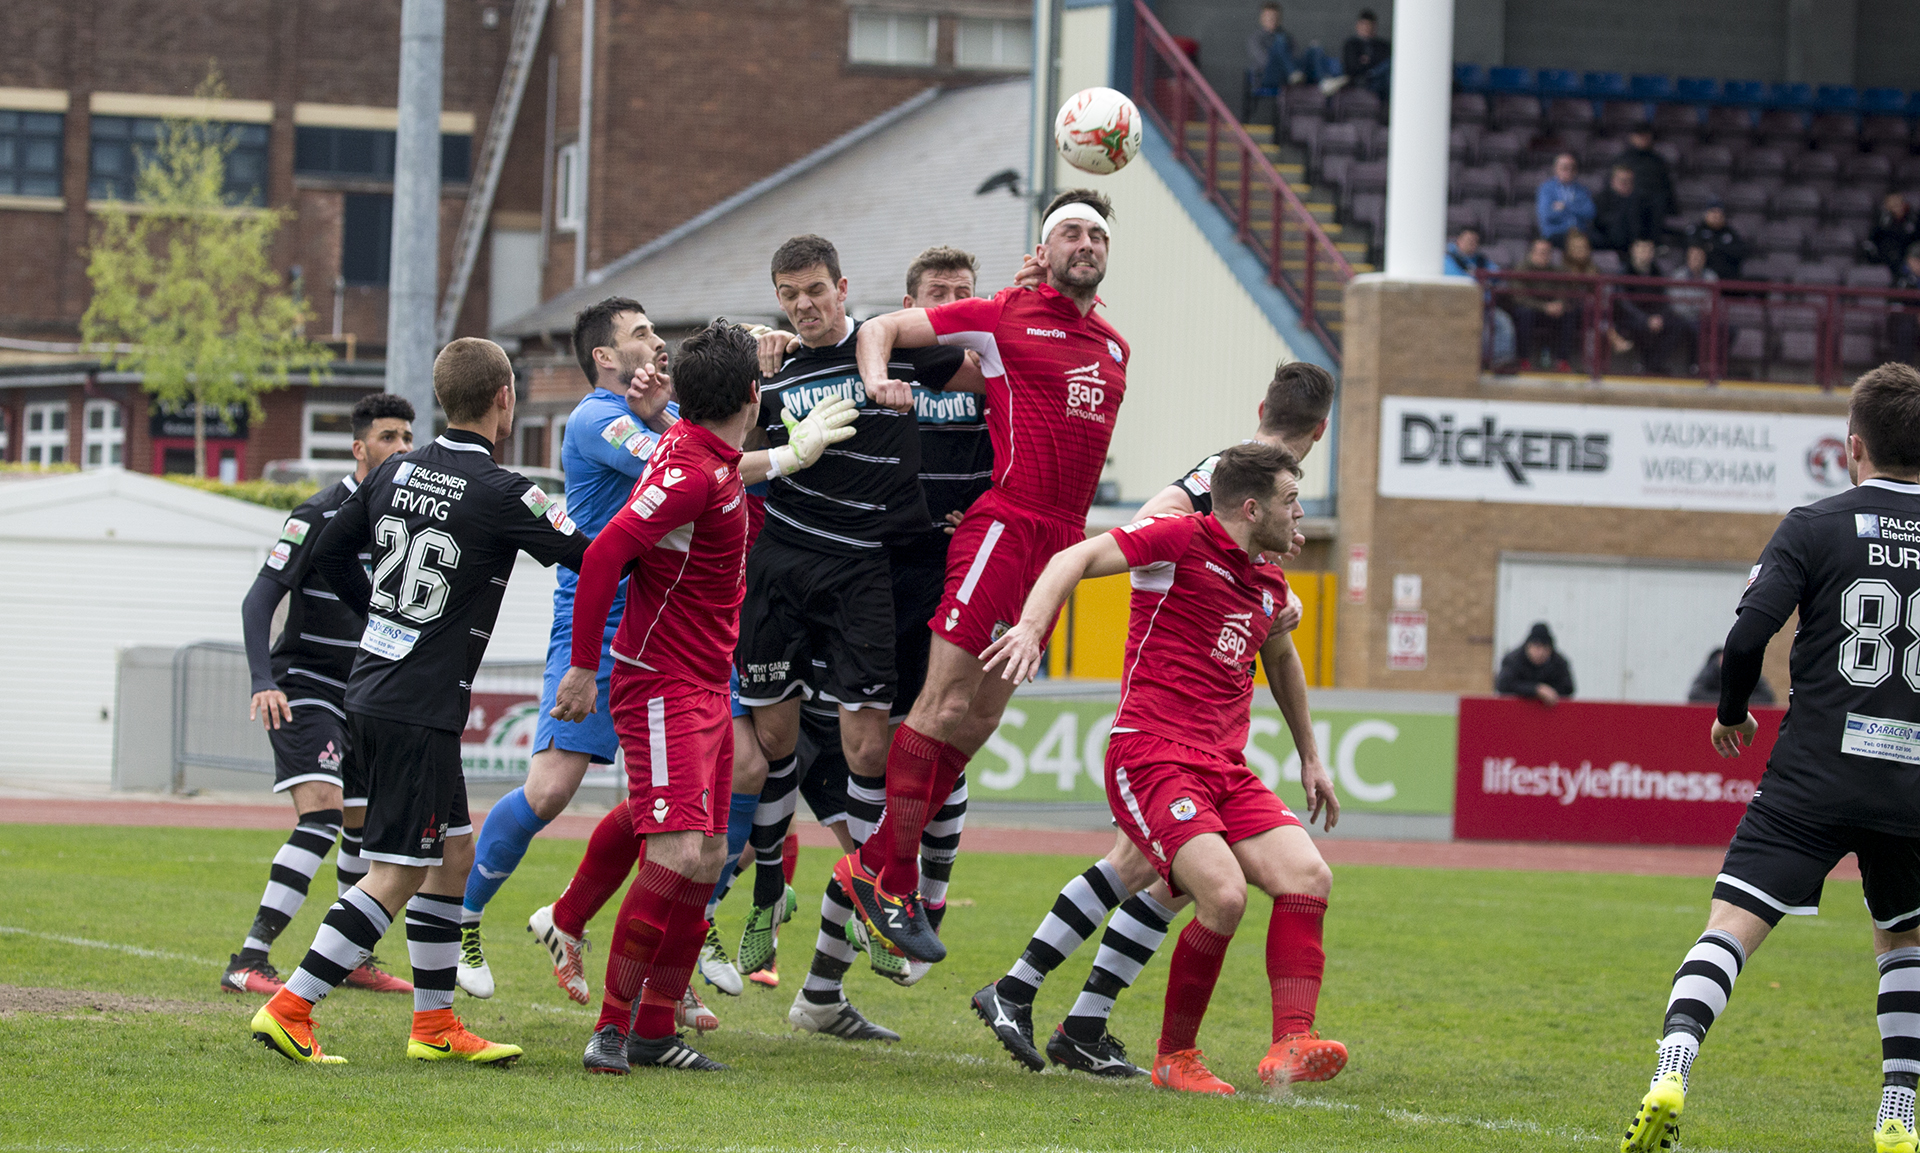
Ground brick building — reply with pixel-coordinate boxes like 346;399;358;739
0;0;1030;475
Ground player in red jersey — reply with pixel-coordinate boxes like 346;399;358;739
983;442;1345;1096
548;320;761;1075
839;189;1131;963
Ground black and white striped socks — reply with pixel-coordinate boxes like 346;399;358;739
751;754;800;907
1656;928;1746;1091
995;860;1127;1006
405;893;463;1014
284;886;391;1005
1063;890;1174;1042
1879;947;1920;1132
241;809;341;959
335;823;368;897
918;775;968;909
801;878;859;1006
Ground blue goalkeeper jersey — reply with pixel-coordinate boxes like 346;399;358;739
555;387;676;597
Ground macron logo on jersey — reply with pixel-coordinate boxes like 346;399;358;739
1026;327;1067;339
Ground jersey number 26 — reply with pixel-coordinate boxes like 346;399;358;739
368;514;461;624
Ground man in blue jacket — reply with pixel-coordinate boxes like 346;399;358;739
1536;153;1595;247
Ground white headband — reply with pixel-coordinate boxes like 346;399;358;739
1041;203;1113;244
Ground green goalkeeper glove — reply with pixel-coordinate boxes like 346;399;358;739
768;396;858;477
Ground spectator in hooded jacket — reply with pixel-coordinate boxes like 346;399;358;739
1868;192;1920;273
1496;622;1576;705
1687;647;1774;706
1536;153;1597;246
1593;165;1663;257
1681;200;1751;281
1335;9;1391;97
1612;123;1677;220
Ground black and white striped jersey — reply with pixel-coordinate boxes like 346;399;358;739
895;384;993;561
757;318;963;555
258;477;371;701
1739;477;1920;833
313;430;589;734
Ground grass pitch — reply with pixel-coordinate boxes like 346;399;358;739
0;823;1895;1152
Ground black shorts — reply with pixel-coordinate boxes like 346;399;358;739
351;713;471;867
269;692;366;803
795;702;850;825
889;548;947;722
737;537;895;710
1714;793;1920;932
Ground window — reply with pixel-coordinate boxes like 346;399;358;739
848;11;936;66
303;403;356;460
82;399;123;468
0;110;63;198
955;17;1032;69
89;117;269;205
554;142;583;232
341;192;393;286
294;126;472;183
23;401;67;465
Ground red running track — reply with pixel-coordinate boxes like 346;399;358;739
0;797;1862;879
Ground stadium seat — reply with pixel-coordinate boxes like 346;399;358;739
1847;263;1894;288
1869;139;1912;162
1808;224;1859;261
1281;83;1327;120
1896;156;1920;186
1332;87;1383;123
1449;124;1482;162
1862;88;1907;115
1478;129;1530;168
1769;82;1814;110
1582;135;1624;170
1791;260;1842;285
1452;92;1488;126
1287;114;1324;149
1345;159;1387;203
1487;66;1534;94
1447;200;1491;234
1584;72;1628;100
1454;63;1486;92
1683;143;1734;177
1737;147;1788;179
1862;115;1911;148
1312;124;1361;178
1537;69;1581;97
1675;178;1721;213
1787;151;1840;184
1490;94;1542;131
1356;121;1390;160
1546;97;1596;131
1827;185;1879;222
1676;77;1720;103
1705;105;1756;140
1757;219;1809;255
1768;187;1823;222
1600;100;1649;133
1723;181;1774;215
1720;80;1767;107
1653;102;1703;137
1457;164;1512;204
1319;154;1355;198
1489;203;1536;241
1630;75;1673;101
1816;85;1860;112
1652;140;1683;169
1348;191;1385;233
1840;153;1893;185
1487;237;1530;268
1841;330;1878;367
1593;249;1623;274
1728;210;1766;238
1808;114;1860;148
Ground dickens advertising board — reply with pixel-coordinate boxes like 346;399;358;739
1378;396;1848;513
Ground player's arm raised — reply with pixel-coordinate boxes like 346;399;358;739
982;533;1133;684
854;308;936;411
1261;628;1337;829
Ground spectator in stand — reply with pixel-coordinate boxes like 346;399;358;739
1664;244;1718;374
1560;228;1599;278
1682;199;1751;281
1686;647;1774;706
1867;192;1920;274
1252;3;1339;90
1593;165;1663;258
1611;238;1680;374
1507;237;1581;370
1536;153;1596;247
1329;9;1391;98
1445;224;1518;369
1613;123;1677;221
1495;622;1575;706
1889;243;1920;366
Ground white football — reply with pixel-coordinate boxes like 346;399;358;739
1054;87;1143;175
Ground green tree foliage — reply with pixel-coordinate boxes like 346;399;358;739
81;70;331;476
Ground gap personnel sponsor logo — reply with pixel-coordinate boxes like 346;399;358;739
1480;757;1754;805
780;375;869;417
1861;513;1920;543
393;461;468;498
913;387;980;423
1065;363;1107;423
1213;611;1254;667
1399;413;1609;485
1026;327;1067;339
395;487;451;521
1868;543;1920;569
632;484;667;518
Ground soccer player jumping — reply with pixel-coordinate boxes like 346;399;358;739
840;189;1130;965
551;321;761;1075
983;442;1345;1096
1617;364;1920;1153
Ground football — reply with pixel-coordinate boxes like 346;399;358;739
1054;86;1143;175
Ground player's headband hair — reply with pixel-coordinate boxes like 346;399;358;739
1041;203;1113;243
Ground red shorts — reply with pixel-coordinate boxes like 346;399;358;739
1105;730;1300;890
933;488;1086;657
609;666;730;837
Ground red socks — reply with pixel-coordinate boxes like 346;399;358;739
597;859;709;1035
554;802;643;938
861;723;942;890
1268;893;1328;1040
781;832;799;884
1159;920;1232;1056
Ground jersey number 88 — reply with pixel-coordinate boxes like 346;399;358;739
1838;578;1920;690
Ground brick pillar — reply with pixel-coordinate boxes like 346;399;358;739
1331;275;1481;688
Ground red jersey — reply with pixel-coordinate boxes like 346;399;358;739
571;421;747;690
926;285;1129;522
1109;513;1291;755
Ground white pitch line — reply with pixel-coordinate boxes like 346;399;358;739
0;924;219;966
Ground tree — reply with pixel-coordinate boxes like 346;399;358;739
81;70;331;477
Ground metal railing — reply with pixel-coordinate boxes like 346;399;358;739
1133;0;1355;362
1471;268;1920;389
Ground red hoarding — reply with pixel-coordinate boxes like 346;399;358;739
1454;697;1787;846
